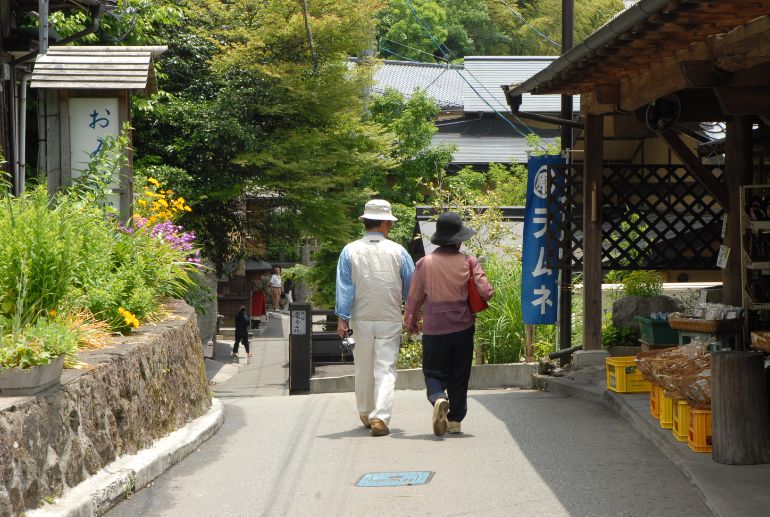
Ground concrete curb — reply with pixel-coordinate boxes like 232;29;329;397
28;398;225;517
311;363;538;394
534;374;721;516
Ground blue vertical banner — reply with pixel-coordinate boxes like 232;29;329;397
521;154;565;324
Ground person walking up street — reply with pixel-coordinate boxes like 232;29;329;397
232;306;252;358
270;267;283;312
405;212;493;436
283;277;294;306
336;199;415;437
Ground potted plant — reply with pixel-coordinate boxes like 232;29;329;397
0;315;78;395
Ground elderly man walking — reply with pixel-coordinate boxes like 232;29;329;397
336;200;415;436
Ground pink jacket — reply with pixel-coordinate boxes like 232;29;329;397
405;247;494;336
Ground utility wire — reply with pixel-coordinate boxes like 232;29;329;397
399;0;539;129
380;37;446;62
379;47;421;62
402;0;546;148
499;0;561;50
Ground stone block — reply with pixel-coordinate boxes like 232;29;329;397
573;350;610;368
0;300;210;516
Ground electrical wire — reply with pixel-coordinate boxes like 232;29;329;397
399;0;542;134
498;0;561;50
401;0;546;148
380;37;446;62
378;47;421;63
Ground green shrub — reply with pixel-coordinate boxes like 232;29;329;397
0;135;200;367
622;270;664;298
475;256;557;364
601;324;640;348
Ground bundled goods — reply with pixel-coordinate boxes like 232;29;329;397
667;304;744;333
636;340;712;408
750;331;770;353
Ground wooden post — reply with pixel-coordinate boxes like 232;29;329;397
583;114;604;350
558;0;574;352
525;324;534;363
722;116;753;306
712;351;770;464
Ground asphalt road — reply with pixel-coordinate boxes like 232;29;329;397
108;387;711;517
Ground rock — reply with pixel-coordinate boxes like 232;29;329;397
612;295;683;329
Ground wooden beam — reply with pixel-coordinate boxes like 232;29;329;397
713;15;770;72
715;87;770;115
593;84;619;105
722;116;753;306
583;114;604;351
661;131;729;209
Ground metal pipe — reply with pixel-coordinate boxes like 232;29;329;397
558;0;575;353
501;88;584;129
18;72;32;195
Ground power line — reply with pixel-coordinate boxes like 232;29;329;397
378;47;421;62
499;0;561;50
401;0;546;148
380;37;446;62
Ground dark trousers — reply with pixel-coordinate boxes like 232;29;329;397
233;333;250;354
422;325;474;422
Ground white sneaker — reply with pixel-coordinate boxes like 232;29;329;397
432;398;449;436
448;421;461;434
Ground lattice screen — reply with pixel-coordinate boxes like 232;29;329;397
545;164;724;270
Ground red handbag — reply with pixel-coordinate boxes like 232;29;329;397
467;259;488;314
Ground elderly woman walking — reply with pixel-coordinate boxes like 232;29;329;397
405;212;493;436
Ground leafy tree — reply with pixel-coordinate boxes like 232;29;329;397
48;0;184;45
495;0;624;56
377;0;449;61
368;88;454;204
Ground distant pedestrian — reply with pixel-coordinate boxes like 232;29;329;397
336;199;415;436
233;306;252;357
405;212;493;436
270;267;282;311
283;277;295;307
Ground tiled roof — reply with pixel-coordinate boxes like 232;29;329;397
464;56;580;114
432;133;558;164
369;59;465;110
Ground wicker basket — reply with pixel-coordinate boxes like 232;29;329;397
751;331;770;353
667;317;744;333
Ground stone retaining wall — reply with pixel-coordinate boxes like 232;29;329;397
0;300;210;516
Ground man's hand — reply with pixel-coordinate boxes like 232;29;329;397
337;317;349;338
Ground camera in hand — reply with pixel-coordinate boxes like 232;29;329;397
340;329;355;353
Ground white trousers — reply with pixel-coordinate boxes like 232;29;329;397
351;319;402;425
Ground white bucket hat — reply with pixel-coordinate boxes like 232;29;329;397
358;199;398;221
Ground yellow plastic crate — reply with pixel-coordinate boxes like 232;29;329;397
672;400;689;442
659;392;674;429
688;408;713;453
606;356;650;393
649;383;660;419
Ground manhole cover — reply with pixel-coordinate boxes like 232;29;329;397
356;471;434;487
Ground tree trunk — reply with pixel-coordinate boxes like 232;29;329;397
712;351;770;464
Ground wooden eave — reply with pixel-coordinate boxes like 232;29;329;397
526;2;770;115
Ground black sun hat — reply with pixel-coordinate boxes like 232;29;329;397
430;212;476;246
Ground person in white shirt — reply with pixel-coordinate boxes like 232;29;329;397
270;267;282;311
335;200;415;437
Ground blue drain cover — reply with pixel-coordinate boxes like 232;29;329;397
356;471;434;487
